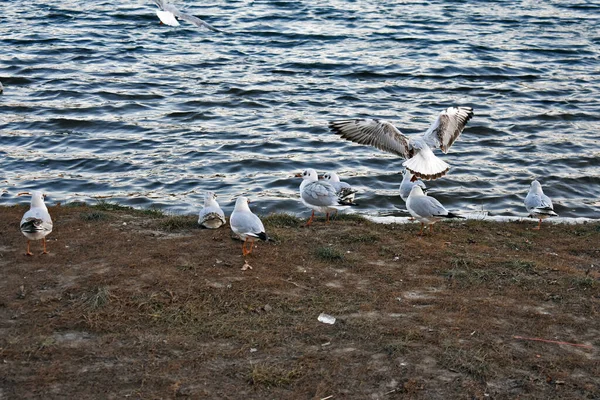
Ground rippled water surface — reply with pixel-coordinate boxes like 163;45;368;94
1;0;599;218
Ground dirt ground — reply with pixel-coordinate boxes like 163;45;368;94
0;203;599;399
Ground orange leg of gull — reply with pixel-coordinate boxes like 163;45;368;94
418;223;425;236
26;240;33;257
429;224;434;233
246;238;255;255
532;218;542;231
42;237;49;255
305;210;315;226
242;238;249;256
326;212;330;224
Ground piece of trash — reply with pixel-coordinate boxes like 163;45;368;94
241;261;252;271
123;222;127;226
250;348;257;353
321;342;331;347
318;313;336;325
263;304;272;312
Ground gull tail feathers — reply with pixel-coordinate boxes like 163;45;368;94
445;212;464;219
402;151;449;180
533;207;558;217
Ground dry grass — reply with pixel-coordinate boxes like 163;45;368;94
0;204;599;399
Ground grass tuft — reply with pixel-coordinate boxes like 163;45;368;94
333;213;367;223
80;211;108;222
92;200;133;212
261;213;302;228
158;215;198;231
571;276;596;289
140;206;166;218
248;363;301;387
315;246;344;262
84;287;111;310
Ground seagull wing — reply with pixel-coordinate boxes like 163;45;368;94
302;182;339;207
422;106;474;153
175;12;220;32
329;119;412;158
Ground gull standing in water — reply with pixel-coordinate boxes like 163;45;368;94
399;170;427;202
198;191;226;229
151;0;220;31
19;191;53;256
297;169;352;226
524;180;558;230
406;186;462;236
230;197;268;257
322;171;358;206
329;106;474;180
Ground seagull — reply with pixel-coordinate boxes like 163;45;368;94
406;186;462;235
297;168;352;225
524;180;558;230
151;0;220;31
19;191;53;256
230;197;268;257
329;106;474;180
198;191;226;229
399;170;427;202
322;171;358;206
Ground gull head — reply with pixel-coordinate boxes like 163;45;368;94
409;185;426;197
530;180;542;193
234;196;251;211
322;172;340;183
299;169;319;182
204;191;218;205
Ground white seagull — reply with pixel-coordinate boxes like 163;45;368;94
329;106;474;180
297;168;352;225
151;0;220;31
230;197;268;257
406;186;462;235
198;191;226;229
19;191;53;256
399;170;427;202
524;180;558;230
322;171;358;206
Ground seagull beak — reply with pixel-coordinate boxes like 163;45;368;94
318;175;324;180
17;192;31;197
294;173;303;178
410;175;418;182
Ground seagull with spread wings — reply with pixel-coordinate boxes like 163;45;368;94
151;0;220;32
329;106;474;181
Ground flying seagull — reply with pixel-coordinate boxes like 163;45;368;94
329;106;474;180
151;0;220;32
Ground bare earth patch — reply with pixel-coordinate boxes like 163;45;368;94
0;204;599;399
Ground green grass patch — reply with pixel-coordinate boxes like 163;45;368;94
158;215;198;231
80;211;108;222
261;213;302;228
248;363;301;388
92;200;133;212
315;246;344;262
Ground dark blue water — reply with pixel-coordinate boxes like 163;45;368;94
1;0;599;218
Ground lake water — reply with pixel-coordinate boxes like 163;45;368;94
1;0;599;218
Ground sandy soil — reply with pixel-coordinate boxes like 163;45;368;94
0;203;599;399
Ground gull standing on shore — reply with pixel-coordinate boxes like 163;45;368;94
297;169;352;226
230;197;268;257
198;191;226;229
406;186;462;235
399;170;427;202
524;180;558;230
19;191;53;256
329;106;474;180
151;0;220;31
322;171;358;205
